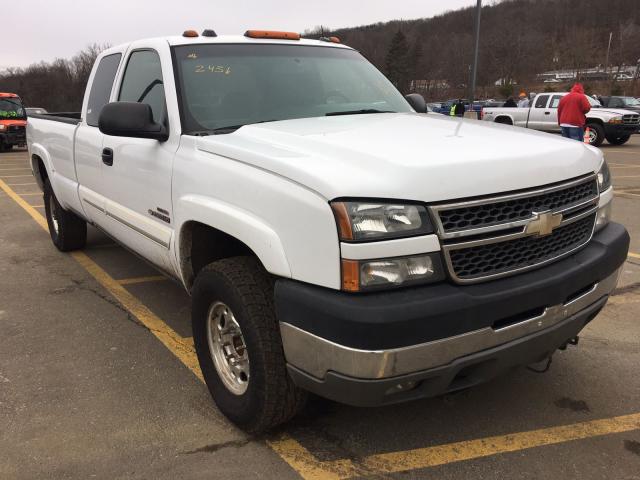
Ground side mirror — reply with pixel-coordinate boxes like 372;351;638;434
405;93;427;113
98;102;168;141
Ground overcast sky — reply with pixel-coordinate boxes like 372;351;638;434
1;0;478;68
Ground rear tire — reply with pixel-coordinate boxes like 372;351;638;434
192;256;307;433
606;134;630;146
495;117;513;125
43;179;87;251
586;123;605;147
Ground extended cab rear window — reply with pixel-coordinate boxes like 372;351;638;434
86;53;122;126
172;44;411;134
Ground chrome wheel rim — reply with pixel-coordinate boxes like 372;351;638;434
49;195;59;235
588;129;597;144
206;301;249;395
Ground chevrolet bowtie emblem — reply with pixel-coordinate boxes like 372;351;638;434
525;211;563;237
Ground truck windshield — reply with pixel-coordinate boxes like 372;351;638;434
172;44;411;134
621;97;640;106
0;97;26;120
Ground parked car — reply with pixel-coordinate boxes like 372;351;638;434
0;93;27;151
598;96;640;115
27;30;629;432
482;92;640;146
25;107;48;116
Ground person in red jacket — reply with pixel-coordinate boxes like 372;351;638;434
557;83;591;141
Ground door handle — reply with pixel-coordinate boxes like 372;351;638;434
544;112;551;115
102;148;114;166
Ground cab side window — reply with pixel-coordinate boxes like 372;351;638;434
534;95;550;108
118;50;167;125
86;53;122;127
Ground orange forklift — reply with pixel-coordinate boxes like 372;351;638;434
0;93;27;151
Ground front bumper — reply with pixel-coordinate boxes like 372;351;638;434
0;131;26;146
604;124;640;136
275;223;629;406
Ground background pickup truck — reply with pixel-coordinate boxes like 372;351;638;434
27;30;629;433
482;92;640;146
0;93;27;151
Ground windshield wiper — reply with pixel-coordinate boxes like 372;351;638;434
325;109;395;116
206;119;278;135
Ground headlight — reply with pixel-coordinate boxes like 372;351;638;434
331;201;433;241
342;253;444;292
607;116;623;124
597;161;611;191
0;124;6;131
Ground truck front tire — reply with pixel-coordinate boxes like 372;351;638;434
586;123;605;147
605;134;630;146
192;256;307;432
43;179;87;251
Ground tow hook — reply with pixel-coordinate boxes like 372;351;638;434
558;336;580;351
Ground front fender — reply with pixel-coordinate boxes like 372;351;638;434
175;194;292;281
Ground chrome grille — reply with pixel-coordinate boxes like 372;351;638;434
623;114;640;125
448;214;595;281
431;175;600;284
436;177;598;234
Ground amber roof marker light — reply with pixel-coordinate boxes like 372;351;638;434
182;30;199;38
244;30;301;40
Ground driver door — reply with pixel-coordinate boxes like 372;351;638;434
99;48;179;275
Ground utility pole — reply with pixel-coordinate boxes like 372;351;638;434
469;0;482;103
604;31;613;77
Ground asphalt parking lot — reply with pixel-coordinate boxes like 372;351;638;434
1;136;639;480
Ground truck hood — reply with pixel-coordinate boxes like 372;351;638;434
591;107;639;117
197;113;602;202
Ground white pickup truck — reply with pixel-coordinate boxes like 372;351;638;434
482;92;640;146
27;30;629;432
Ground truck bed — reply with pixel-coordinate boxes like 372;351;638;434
28;112;81;125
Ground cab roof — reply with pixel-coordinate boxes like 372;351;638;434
104;34;352;55
166;34;351;48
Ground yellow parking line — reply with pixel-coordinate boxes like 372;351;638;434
270;413;640;479
629;252;640;260
614;190;640;198
0;177;202;381
6;182;36;186
31;204;44;208
118;275;168;286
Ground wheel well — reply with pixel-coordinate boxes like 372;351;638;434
31;154;48;190
179;221;255;290
495;116;513;125
586;118;604;127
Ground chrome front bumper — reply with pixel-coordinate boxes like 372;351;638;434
280;267;620;381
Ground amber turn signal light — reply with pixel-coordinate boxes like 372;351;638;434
330;202;354;241
341;259;360;292
245;30;301;40
183;30;199;38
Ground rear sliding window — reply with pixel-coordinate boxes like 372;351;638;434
86;53;122;126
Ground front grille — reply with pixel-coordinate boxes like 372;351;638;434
623;114;640;125
437;178;598;233
8;125;25;133
448;214;595;281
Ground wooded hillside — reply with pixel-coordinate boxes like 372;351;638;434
320;0;640;97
